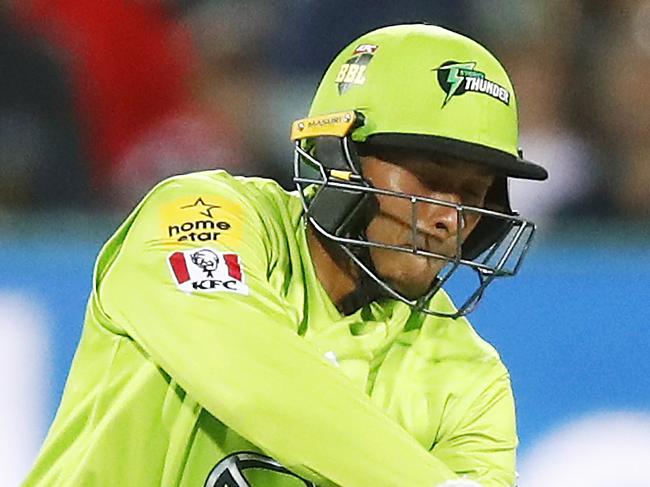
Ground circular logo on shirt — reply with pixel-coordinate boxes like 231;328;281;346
204;451;315;487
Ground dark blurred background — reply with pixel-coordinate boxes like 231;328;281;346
1;1;649;486
2;0;650;223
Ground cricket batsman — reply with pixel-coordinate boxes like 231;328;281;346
23;24;548;486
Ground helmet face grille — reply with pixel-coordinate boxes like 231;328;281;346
293;138;537;318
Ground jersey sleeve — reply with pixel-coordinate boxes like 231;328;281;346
94;172;461;487
431;367;518;487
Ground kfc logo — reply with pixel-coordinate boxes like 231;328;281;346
168;248;248;295
191;249;219;277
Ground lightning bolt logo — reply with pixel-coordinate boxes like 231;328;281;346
435;61;485;107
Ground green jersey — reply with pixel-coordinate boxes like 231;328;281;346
23;170;517;487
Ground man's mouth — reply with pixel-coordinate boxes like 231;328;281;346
406;237;458;260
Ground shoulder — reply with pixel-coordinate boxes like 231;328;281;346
408;290;511;410
419;290;504;367
94;171;303;301
95;170;299;275
144;170;294;211
126;170;302;240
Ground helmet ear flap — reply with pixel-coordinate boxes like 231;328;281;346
305;136;378;238
313;136;362;173
461;177;514;260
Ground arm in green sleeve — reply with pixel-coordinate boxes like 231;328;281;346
97;174;460;487
431;370;517;487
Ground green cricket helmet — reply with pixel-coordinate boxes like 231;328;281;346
291;24;548;318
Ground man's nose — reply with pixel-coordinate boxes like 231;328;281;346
415;192;464;241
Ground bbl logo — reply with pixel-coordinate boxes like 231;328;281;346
334;44;378;94
435;61;511;107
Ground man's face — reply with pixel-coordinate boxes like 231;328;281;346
360;150;495;299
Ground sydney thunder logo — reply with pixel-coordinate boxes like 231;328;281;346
435;61;511;107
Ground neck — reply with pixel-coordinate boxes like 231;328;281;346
306;225;360;309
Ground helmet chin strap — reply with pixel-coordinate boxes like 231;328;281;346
338;261;442;316
335;236;389;315
308;220;388;315
334;236;440;316
337;273;386;315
